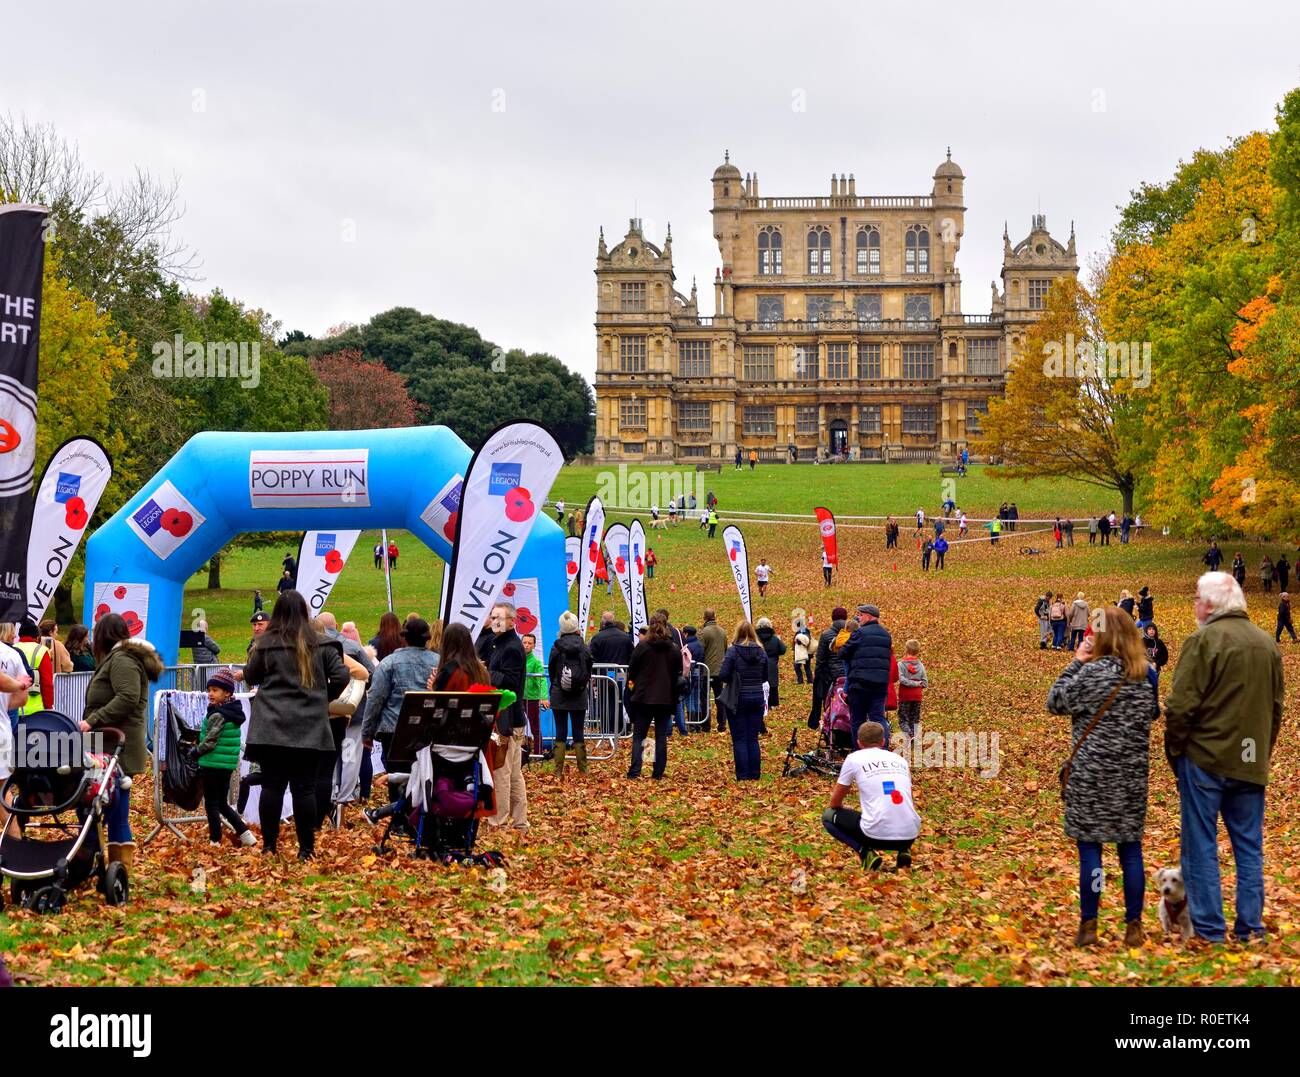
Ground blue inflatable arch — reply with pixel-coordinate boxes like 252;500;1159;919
84;426;567;666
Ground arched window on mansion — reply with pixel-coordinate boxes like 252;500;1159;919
807;225;831;275
758;226;782;275
905;224;930;274
855;226;880;274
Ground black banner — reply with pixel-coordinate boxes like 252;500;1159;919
0;204;49;620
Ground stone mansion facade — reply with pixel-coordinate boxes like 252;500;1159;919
592;151;1078;463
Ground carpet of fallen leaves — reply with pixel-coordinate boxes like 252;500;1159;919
3;524;1298;985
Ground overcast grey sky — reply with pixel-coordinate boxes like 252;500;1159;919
6;0;1299;379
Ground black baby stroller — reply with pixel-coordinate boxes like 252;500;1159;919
782;675;853;778
368;691;506;868
0;711;129;913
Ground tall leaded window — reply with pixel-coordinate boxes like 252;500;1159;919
743;406;776;435
1028;278;1051;309
966;399;989;435
619;399;647;430
905;224;930;274
758;226;783;275
676;400;712;431
855;226;881;274
904;293;932;322
806;295;832;322
678;339;712;377
807;225;832;275
794;345;818;380
619;335;647;373
902;404;936;435
901;343;935;380
796;405;819;435
742;345;776;381
966;338;999;375
855;293;882;324
858;342;882;380
825;343;851;379
858;404;882;435
757;295;785;326
620;282;646;311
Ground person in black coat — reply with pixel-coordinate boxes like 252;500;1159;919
838;604;893;747
547;611;593;777
718;621;770;780
589;612;634;666
755;617;786;709
626;617;680;779
809;606;849;728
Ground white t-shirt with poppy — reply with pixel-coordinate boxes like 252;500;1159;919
837;747;921;840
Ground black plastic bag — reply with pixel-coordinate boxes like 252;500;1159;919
161;699;203;810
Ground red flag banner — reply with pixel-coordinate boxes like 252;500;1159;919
814;506;838;567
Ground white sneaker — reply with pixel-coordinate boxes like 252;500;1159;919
238;830;257;847
209;840;222;847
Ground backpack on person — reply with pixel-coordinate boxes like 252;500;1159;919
559;651;589;694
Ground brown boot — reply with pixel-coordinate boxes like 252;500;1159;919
1124;920;1144;947
575;741;588;774
553;741;566;780
1075;918;1099;947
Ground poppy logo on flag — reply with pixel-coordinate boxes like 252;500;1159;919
820;519;835;537
55;473;82;503
729;539;742;562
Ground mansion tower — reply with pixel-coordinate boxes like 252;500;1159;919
592;151;1077;463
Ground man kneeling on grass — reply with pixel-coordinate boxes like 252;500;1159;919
822;722;921;871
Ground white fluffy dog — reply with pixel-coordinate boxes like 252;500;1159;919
1155;867;1194;939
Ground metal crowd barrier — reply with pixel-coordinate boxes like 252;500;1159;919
684;660;713;730
53;663;245;745
584;662;628;761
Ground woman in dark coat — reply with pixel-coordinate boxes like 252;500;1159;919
625;617;680;779
1047;607;1157;948
80;614;163;869
243;590;348;859
755;617;787;709
718;621;769;781
547;611;593;778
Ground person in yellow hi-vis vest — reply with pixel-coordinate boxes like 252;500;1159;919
15;620;55;714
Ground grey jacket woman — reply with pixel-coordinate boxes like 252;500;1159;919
243;637;348;757
1047;656;1156;843
362;645;441;741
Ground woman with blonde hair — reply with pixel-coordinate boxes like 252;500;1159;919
718;620;769;780
1117;589;1136;618
1047;606;1157;948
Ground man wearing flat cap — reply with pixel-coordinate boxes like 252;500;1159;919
838;604;893;748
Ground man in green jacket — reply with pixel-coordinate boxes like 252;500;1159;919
1164;572;1285;943
698;609;728;733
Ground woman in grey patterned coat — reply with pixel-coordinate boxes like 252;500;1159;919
1047;608;1157;948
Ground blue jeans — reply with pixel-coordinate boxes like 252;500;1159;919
1077;840;1144;922
1051;621;1066;648
1068;628;1085;649
1176;754;1266;941
729;698;763;780
667;698;688;736
107;786;132;844
846;683;890;750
